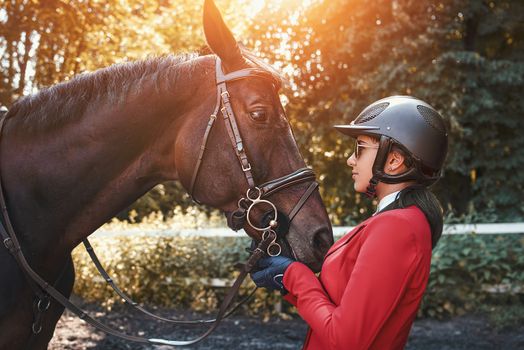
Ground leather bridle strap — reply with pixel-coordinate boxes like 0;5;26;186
226;167;318;232
259;168;316;198
188;57;278;202
220;88;255;188
188;87;221;202
217;68;280;88
0;115;53;337
288;181;319;222
148;234;271;346
188;56;318;237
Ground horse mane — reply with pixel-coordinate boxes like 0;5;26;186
5;53;199;134
5;47;286;134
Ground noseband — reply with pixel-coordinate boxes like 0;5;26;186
189;57;319;257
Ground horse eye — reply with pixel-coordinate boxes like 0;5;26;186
249;110;267;122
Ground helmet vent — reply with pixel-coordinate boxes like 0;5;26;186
417;105;446;134
354;102;389;124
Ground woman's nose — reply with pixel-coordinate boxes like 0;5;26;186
347;152;356;167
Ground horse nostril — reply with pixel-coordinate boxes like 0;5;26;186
312;229;333;253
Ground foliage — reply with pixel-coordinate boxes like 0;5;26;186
420;232;524;319
115;183;196;223
1;0;170;102
2;0;523;222
72;234;283;318
243;0;524;223
0;0;247;105
106;205;227;230
72;231;524;319
481;302;524;331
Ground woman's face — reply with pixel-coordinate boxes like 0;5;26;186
346;135;379;193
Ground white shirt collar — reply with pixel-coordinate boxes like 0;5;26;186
374;190;401;215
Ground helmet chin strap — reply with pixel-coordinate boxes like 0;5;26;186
365;136;436;198
365;136;392;198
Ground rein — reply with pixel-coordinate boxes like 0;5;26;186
0;56;320;346
0;213;275;346
82;238;258;325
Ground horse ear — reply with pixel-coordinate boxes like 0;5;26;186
203;0;244;69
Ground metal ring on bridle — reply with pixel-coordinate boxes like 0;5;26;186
246;199;278;231
262;230;281;256
262;230;277;242
266;242;282;256
246;187;262;201
237;197;250;209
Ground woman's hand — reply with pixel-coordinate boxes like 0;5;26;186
250;256;295;293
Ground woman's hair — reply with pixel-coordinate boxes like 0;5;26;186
382;185;444;249
377;141;444;248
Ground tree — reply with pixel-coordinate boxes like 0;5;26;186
2;0;522;222
244;0;524;223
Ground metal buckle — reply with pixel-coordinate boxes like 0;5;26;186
37;298;51;312
242;163;251;172
32;323;42;334
3;237;12;251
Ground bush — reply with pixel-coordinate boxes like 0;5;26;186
421;233;524;318
72;231;524;319
72;234;283;317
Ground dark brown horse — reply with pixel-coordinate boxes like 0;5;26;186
0;1;333;349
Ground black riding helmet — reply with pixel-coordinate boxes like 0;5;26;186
334;95;448;197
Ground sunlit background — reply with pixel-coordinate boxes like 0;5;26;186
1;0;523;225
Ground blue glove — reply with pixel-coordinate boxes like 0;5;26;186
250;256;294;293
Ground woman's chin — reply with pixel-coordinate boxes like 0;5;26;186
354;183;368;194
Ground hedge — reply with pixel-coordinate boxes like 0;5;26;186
421;233;524;318
72;232;524;319
72;235;282;317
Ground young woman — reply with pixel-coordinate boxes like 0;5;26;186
251;95;448;349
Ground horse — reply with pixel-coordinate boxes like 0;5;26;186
0;1;333;348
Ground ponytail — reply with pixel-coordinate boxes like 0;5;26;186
383;185;444;249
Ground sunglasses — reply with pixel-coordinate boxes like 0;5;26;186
354;140;379;159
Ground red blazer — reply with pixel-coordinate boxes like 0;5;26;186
283;206;432;350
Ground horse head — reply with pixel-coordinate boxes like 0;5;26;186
172;0;333;271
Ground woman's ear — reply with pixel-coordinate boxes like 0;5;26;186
385;150;406;174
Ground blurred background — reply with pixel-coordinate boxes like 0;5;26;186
1;0;523;346
2;0;523;224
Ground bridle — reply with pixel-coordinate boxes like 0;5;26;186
189;57;318;257
0;56;319;346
